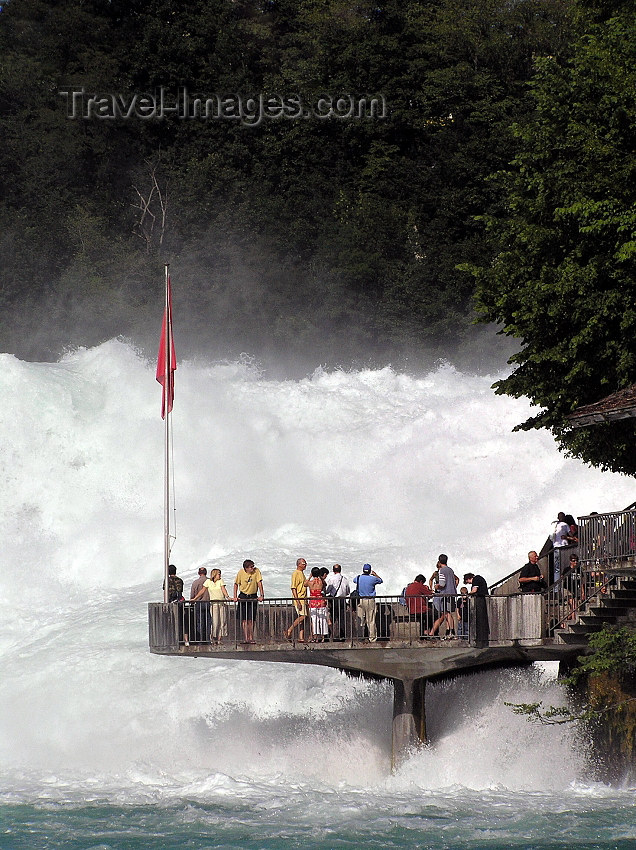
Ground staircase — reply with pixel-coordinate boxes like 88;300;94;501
556;576;636;645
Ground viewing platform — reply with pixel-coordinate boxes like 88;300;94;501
148;590;588;768
149;508;636;767
148;593;576;676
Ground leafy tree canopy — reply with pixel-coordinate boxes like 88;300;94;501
470;0;636;473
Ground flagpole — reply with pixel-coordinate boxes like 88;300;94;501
163;262;171;603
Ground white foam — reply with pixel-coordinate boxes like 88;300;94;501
0;341;632;798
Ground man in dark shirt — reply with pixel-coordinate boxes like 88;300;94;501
190;567;211;642
463;572;490;646
164;564;184;602
463;573;488;596
519;551;544;593
164;563;185;641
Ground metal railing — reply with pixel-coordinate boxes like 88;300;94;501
491;508;636;600
545;567;619;635
148;592;554;649
578;509;636;565
148;595;478;649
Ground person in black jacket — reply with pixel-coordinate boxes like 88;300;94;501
463;572;490;647
519;551;544;593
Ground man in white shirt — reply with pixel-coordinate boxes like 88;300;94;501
552;511;570;584
325;564;350;641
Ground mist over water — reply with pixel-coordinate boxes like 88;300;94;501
1;340;635;848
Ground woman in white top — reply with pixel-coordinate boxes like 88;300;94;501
193;568;230;643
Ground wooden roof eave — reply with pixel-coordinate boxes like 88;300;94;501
567;404;636;429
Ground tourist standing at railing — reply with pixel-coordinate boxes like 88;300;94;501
429;567;442;623
519;551;544;593
286;558;308;643
189;567;211;642
561;554;578;619
463;572;490;647
457;587;470;638
405;574;432;638
306;566;329;642
428;555;457;638
164;564;184;602
565;514;578;546
326;564;350;641
551;512;570;584
318;567;330;632
354;564;383;642
163;564;185;641
233;559;264;644
190;567;208;601
562;552;576;587
192;568;230;643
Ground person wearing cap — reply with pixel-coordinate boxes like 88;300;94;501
428;554;458;638
189;567;211;642
353;564;383;642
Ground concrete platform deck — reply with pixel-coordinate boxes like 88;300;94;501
150;637;582;680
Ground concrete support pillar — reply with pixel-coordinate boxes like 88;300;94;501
392;677;426;770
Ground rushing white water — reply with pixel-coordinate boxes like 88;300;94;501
1;340;635;847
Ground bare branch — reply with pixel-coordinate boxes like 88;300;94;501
131;157;169;252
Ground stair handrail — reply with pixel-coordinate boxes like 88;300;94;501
577;508;636;565
547;570;619;635
488;567;523;595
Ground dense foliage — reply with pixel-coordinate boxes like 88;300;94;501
471;0;636;472
568;624;636;686
0;0;572;363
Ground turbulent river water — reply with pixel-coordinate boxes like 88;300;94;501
1;340;634;849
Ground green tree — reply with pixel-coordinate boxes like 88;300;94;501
0;0;573;361
506;625;636;724
471;0;636;473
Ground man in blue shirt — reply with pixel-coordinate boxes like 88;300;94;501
354;564;383;642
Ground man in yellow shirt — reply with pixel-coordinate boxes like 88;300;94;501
286;557;308;643
233;559;264;643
